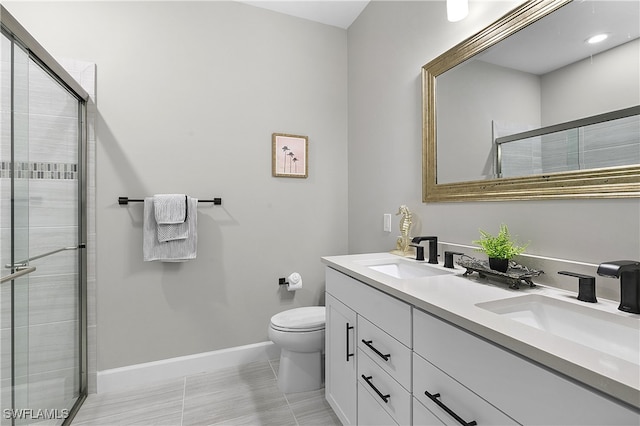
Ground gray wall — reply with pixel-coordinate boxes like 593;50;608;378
4;1;349;370
541;38;640;125
5;0;640;373
437;59;541;182
347;1;640;296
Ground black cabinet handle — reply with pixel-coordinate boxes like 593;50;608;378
425;390;477;426
362;375;390;403
362;339;391;361
346;323;354;361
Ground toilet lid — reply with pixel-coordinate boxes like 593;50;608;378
270;307;326;332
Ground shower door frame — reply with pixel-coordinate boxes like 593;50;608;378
1;5;89;424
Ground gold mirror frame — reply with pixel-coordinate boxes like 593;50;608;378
422;0;640;202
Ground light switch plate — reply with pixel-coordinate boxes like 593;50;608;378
383;214;392;232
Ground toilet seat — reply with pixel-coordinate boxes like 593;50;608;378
270;306;325;332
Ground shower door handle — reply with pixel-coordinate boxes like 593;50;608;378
1;266;36;284
4;243;86;268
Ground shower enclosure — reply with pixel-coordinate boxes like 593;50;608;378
1;7;88;425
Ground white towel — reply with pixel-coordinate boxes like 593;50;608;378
154;194;187;223
143;196;198;262
153;194;189;242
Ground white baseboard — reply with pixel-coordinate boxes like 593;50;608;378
97;341;280;394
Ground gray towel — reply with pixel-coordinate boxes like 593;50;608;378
143;197;198;262
154;194;189;242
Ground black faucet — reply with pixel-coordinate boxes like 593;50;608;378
444;251;464;269
410;244;425;261
558;271;597;303
411;236;438;264
597;260;640;314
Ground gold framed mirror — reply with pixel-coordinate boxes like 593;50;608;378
422;0;640;202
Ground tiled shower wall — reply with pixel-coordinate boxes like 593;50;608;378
0;41;96;419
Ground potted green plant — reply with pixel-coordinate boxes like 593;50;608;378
473;224;528;272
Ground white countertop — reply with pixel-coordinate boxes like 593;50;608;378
322;252;640;410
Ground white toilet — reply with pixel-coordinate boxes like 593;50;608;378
268;306;326;393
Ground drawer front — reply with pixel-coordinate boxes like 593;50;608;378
358;315;411;390
326;267;412;347
357;383;399;426
358;349;412;426
413;397;445;426
413;308;639;425
413;353;518;426
413;308;448;363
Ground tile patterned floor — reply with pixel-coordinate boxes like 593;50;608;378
71;360;340;426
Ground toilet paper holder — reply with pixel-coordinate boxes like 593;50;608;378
279;273;302;291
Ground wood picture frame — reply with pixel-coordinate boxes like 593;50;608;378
272;133;308;178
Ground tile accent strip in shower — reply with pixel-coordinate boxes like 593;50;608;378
0;161;78;179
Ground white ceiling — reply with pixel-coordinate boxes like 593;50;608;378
237;0;370;29
478;0;640;75
237;1;639;73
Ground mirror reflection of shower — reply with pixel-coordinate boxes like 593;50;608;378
495;107;640;179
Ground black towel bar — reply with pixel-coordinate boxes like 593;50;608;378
118;196;222;205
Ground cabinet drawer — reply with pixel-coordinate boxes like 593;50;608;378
326;267;411;346
357;383;399;426
358;315;411;390
413;308;639;425
413;397;445;426
413;353;517;426
358;349;411;425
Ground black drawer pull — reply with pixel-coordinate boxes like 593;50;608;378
362;339;390;361
362;375;390;403
425;390;477;426
346;323;354;361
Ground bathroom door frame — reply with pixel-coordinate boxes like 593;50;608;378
1;6;89;424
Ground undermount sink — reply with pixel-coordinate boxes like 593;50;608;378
358;258;452;279
476;294;640;365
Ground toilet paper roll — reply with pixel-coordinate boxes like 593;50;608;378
287;272;303;291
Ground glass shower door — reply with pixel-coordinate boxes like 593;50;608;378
1;24;85;425
1;30;33;426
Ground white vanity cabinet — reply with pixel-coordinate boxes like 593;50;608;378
358;349;412;425
412;352;517;425
326;293;357;425
358;383;399;426
325;264;639;426
414;308;639;425
326;267;412;426
413;397;445;426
